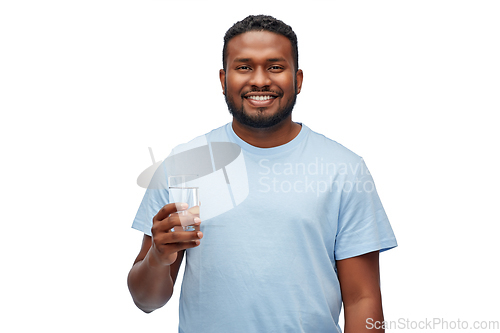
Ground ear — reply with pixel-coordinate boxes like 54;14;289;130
219;69;226;95
295;69;303;94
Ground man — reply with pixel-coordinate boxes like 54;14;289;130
128;15;397;333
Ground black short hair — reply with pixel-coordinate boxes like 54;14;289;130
222;15;298;72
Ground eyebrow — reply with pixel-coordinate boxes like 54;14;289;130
267;57;287;62
234;57;287;63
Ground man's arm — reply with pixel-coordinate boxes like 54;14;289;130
127;235;184;313
127;203;203;313
336;251;384;333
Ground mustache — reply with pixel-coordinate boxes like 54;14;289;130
241;89;283;98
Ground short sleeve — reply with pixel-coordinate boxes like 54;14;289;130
334;158;397;260
131;160;170;236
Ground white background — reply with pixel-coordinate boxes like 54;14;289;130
1;1;499;332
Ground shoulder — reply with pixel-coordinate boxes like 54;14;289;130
302;124;362;164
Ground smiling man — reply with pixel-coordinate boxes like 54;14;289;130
128;15;397;333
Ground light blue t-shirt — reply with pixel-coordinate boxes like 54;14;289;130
132;122;397;333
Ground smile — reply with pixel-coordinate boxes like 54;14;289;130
246;95;276;101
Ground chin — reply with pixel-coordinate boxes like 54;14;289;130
226;96;296;129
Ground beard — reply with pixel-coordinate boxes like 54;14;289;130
224;81;298;129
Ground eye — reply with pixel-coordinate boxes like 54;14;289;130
237;66;251;71
269;65;284;71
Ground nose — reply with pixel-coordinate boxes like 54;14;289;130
249;67;271;88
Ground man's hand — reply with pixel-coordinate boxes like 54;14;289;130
128;202;203;313
149;203;203;267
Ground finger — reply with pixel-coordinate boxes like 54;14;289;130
156;214;201;234
153;202;188;223
163;231;203;244
164;210;201;229
177;213;201;228
187;205;200;215
156;230;203;245
163;239;202;253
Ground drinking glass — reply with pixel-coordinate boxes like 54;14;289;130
168;175;200;232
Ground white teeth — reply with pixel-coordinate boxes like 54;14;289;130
248;95;274;101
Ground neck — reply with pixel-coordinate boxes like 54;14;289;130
231;116;302;148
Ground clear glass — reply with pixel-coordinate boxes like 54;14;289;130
168;175;200;232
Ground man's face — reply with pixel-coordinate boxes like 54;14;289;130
220;30;303;129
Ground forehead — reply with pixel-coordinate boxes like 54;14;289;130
226;30;293;64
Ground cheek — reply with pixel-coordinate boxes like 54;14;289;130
226;79;245;96
277;75;296;92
